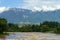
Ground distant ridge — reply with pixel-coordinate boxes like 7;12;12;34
0;8;60;24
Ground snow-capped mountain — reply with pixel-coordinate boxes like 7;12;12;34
0;8;60;24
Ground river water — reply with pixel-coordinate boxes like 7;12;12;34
2;32;60;40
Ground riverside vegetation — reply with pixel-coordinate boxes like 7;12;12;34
0;18;60;37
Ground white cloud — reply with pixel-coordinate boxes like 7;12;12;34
0;7;10;13
41;6;56;11
20;0;60;11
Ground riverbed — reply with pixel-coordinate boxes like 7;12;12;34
0;32;60;40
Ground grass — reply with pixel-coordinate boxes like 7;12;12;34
0;33;8;38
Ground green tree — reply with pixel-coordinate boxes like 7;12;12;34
40;21;59;33
40;25;49;32
8;23;19;32
0;18;8;33
32;24;41;32
19;24;32;32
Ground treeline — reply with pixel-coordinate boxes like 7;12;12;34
0;18;60;34
16;21;60;34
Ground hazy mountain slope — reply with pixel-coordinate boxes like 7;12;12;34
0;8;60;24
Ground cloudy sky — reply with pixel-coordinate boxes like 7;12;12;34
0;0;60;12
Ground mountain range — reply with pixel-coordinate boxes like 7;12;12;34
0;8;60;24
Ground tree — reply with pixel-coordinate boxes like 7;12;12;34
8;23;19;32
40;21;59;33
32;24;41;32
0;18;8;33
19;25;32;32
40;25;49;32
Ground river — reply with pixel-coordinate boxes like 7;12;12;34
1;32;60;40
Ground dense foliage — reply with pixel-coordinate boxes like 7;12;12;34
18;21;60;34
0;18;60;34
7;23;19;32
0;18;8;33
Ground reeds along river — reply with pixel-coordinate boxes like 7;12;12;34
1;32;60;40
